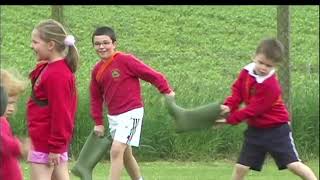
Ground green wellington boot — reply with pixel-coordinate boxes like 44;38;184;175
0;86;8;116
164;95;222;133
71;130;112;180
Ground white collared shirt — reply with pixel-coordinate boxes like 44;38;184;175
243;62;275;84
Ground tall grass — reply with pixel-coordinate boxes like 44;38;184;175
1;5;319;161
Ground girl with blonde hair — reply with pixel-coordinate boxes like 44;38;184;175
0;69;29;180
27;19;79;180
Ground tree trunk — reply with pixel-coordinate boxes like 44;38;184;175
51;5;64;24
277;6;291;117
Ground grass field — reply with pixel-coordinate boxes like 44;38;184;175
1;5;319;180
1;5;319;161
20;159;319;180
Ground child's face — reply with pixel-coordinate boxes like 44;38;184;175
5;96;18;117
93;35;116;59
253;54;276;76
31;29;51;61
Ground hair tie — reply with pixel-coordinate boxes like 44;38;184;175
64;35;76;46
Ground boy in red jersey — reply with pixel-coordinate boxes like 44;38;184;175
73;26;175;180
92;26;175;180
0;69;30;180
27;19;79;180
219;38;317;180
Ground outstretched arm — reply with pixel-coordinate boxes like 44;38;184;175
126;55;173;94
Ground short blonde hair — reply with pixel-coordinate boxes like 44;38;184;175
0;69;27;97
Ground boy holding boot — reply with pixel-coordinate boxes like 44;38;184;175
219;37;317;180
72;26;175;180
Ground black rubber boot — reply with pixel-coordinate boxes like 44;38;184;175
71;130;112;180
0;86;8;116
164;95;222;133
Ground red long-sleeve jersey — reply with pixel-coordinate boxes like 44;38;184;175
224;63;289;128
27;59;77;153
0;116;23;180
90;52;172;125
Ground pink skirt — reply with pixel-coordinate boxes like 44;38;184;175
27;150;68;164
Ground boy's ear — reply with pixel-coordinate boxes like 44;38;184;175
113;41;117;48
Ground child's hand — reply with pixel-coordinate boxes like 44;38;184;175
220;105;230;116
215;119;227;123
48;152;60;166
22;138;31;158
212;118;227;129
165;91;175;97
18;137;31;159
94;125;105;137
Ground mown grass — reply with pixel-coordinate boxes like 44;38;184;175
20;159;319;180
1;6;319;160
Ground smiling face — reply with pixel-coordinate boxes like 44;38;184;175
253;53;276;76
93;35;116;60
31;29;51;61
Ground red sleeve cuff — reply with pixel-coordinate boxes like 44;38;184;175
226;115;241;125
94;118;104;126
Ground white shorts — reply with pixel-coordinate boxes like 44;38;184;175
107;107;144;147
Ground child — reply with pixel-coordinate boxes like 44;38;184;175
73;26;175;180
219;38;318;180
26;19;79;180
0;69;29;180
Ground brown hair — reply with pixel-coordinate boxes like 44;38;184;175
255;38;284;64
35;19;80;73
0;69;27;97
92;26;117;45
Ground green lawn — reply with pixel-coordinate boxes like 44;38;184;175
21;159;319;180
2;5;319;160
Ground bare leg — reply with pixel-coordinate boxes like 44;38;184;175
124;146;142;180
287;162;318;180
30;163;54;180
51;162;70;180
109;140;127;180
231;163;250;180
